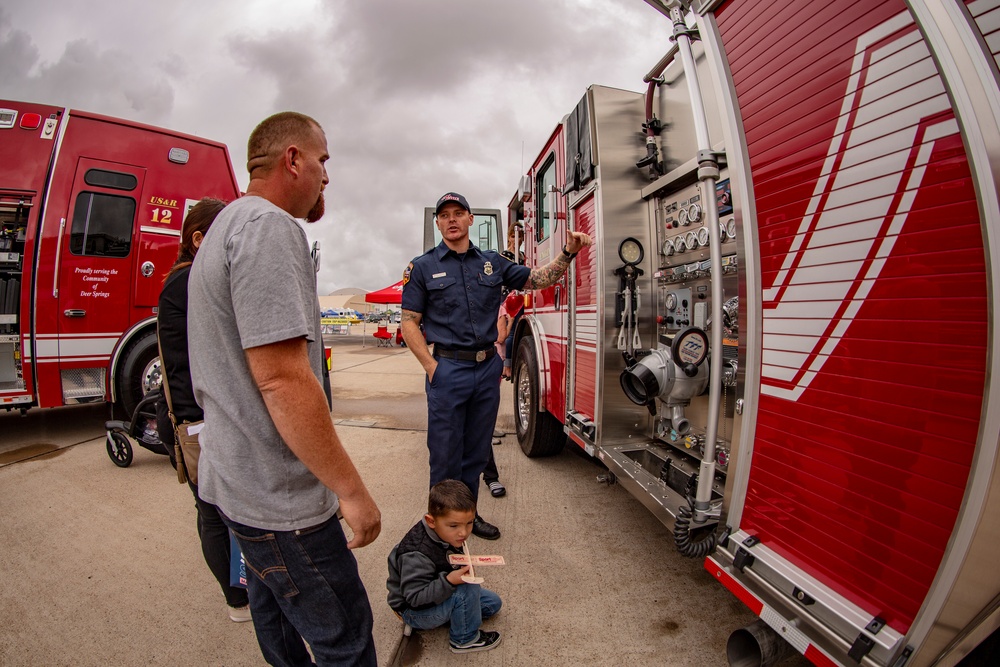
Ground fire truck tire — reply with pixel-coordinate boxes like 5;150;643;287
514;335;565;458
117;331;159;417
106;432;134;468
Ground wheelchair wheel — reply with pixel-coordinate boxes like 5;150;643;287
106;432;134;468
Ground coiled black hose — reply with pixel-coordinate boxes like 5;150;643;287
673;476;718;558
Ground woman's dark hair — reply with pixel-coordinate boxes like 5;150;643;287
166;197;227;280
428;480;476;517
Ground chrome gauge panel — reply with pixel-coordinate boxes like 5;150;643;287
655;179;736;265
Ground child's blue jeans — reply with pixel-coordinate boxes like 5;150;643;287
401;583;502;645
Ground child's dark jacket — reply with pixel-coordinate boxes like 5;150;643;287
387;518;463;613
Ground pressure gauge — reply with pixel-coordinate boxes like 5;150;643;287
674;236;687;253
688;203;702;223
678;208;690;226
726;218;737;239
697;226;710;247
662;239;675;256
665;292;678;311
618;237;644;266
685;230;699;250
671;326;709;377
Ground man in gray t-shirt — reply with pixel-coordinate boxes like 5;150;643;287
188;112;379;666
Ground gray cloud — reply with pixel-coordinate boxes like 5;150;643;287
2;0;667;294
0;10;39;85
0;11;176;122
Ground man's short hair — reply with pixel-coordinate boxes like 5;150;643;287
246;111;321;176
428;480;476;517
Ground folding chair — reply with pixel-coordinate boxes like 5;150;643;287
373;321;393;348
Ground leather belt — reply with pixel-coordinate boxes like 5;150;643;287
434;346;496;363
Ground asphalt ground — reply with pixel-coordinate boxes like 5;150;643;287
0;327;799;666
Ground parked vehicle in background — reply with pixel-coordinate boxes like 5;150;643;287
0;100;240;416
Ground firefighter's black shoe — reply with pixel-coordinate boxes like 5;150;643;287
472;515;501;540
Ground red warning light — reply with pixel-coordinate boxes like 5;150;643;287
20;113;41;130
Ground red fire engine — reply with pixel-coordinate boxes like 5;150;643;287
0;101;239;416
507;0;1000;665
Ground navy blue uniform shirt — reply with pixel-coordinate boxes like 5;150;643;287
402;242;531;350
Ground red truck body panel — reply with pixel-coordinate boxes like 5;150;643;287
0;100;239;411
715;0;987;632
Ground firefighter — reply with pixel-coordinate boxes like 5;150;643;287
400;192;592;539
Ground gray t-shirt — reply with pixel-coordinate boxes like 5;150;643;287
187;195;336;531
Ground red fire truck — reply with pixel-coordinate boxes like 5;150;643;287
507;0;1000;665
0;101;240;416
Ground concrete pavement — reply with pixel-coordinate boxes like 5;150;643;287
0;329;790;666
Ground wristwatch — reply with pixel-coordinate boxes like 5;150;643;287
561;245;578;259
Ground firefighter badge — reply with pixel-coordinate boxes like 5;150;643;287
483;261;493;276
403;262;412;285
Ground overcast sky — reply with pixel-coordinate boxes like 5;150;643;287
2;0;670;294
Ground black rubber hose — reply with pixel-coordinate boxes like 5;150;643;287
673;477;718;559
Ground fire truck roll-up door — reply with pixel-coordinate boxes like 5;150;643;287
52;158;144;405
681;0;1000;665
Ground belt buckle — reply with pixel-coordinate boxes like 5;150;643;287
475;350;486;362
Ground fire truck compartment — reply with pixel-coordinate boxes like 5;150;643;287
0;337;19;388
598;440;722;530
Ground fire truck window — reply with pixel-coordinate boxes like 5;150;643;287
69;192;135;258
475;213;499;251
535;155;556;242
83;169;138;191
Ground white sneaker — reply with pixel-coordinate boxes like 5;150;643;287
228;604;252;622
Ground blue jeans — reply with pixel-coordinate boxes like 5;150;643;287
222;513;376;667
401;583;502;645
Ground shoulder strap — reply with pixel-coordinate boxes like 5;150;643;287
156;326;178;428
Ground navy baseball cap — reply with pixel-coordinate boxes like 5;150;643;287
435;192;471;214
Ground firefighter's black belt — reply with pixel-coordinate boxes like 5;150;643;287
434;347;496;363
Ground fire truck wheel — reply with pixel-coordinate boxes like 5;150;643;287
106;432;134;468
117;331;160;417
514;335;565;458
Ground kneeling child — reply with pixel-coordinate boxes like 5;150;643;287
387;480;502;653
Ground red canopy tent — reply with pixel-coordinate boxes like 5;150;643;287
364;280;404;304
361;280;404;348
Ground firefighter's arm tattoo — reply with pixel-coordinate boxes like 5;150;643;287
524;253;572;290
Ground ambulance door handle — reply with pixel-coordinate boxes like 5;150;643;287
554;284;561;309
63;309;86;318
52;217;66;298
